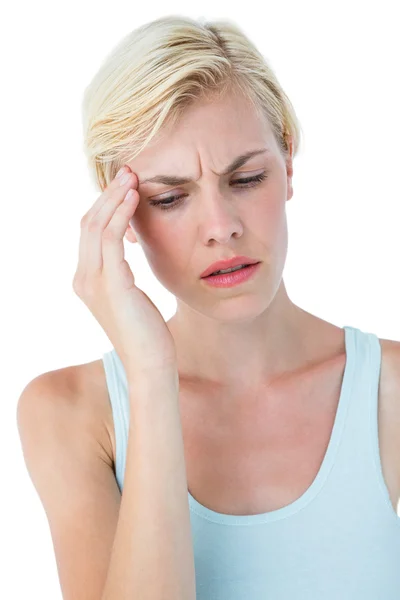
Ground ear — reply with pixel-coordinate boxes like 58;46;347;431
285;136;294;202
124;220;139;244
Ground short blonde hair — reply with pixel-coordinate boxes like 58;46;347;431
81;15;303;193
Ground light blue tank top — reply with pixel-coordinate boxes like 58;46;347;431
102;325;400;599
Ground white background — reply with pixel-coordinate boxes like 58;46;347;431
2;0;399;597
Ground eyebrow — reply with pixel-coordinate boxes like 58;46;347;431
139;148;271;186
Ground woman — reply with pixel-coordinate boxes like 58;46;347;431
17;14;400;600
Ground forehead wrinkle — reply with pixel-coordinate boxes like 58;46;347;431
139;147;271;186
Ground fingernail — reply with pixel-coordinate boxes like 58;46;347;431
116;166;126;179
119;173;131;186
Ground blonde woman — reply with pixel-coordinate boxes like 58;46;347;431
17;15;400;600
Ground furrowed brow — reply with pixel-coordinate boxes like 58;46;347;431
139;148;270;186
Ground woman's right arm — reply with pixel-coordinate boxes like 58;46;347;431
102;369;196;600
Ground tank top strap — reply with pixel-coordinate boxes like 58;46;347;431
363;329;397;516
337;326;378;456
102;348;130;493
329;325;398;518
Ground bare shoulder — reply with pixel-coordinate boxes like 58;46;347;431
379;335;400;354
377;335;400;404
377;336;400;446
376;336;400;486
19;359;115;469
379;336;400;393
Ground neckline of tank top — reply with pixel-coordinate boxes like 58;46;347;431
187;324;360;526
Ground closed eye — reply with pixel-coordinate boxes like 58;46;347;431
148;171;268;211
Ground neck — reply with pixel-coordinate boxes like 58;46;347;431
167;281;333;393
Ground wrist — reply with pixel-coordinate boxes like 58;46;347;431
126;365;179;391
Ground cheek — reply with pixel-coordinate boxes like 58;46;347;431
130;205;168;250
137;219;190;279
264;197;285;226
250;192;284;230
244;193;287;260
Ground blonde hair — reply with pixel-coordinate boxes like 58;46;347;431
81;15;303;193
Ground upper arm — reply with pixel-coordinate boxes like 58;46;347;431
16;371;122;600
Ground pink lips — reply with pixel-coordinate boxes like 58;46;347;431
202;262;261;287
200;255;260;278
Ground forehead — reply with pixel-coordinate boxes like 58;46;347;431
127;94;277;179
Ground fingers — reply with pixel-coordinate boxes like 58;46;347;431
84;167;138;223
75;167;139;289
99;184;140;276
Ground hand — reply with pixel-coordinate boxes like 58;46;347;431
73;165;178;380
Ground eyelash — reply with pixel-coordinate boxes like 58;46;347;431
148;172;268;211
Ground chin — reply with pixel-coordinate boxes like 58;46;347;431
189;292;270;323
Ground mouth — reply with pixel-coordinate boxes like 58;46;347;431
203;263;254;277
201;262;262;287
200;257;260;279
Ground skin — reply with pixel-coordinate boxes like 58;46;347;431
123;88;341;402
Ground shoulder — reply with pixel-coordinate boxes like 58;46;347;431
379;336;400;384
376;336;400;486
376;336;400;422
378;336;400;354
18;359;114;468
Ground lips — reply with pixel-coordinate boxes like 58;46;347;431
200;255;260;278
209;264;248;276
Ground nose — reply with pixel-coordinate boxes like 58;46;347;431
199;190;244;244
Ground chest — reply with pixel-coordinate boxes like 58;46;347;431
177;351;400;518
180;394;337;516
